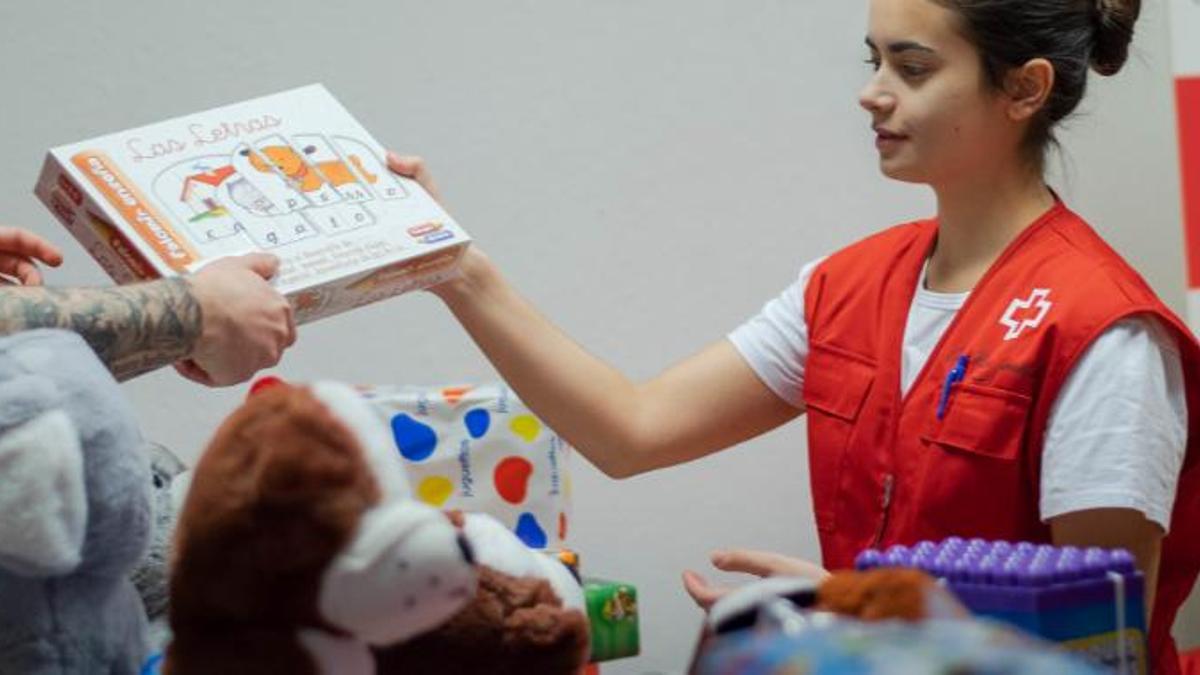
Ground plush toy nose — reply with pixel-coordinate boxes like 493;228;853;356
248;376;287;398
456;533;475;566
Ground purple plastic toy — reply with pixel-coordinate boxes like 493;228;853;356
856;538;1147;673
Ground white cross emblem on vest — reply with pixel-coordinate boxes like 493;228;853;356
1000;288;1053;341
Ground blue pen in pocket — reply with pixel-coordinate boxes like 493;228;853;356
936;354;969;420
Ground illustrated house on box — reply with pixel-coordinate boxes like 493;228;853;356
179;166;236;223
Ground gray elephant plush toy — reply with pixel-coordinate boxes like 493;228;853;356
0;329;152;674
131;441;188;650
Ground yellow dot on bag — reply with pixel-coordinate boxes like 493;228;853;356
510;415;541;443
417;476;454;507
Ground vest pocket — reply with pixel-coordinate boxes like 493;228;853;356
920;383;1030;460
916;383;1031;535
803;342;876;534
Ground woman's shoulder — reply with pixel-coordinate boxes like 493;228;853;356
1040;207;1161;301
815;218;934;274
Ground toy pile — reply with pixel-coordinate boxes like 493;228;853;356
689;535;1148;675
0;331;637;674
689;567;1109;675
163;378;593;674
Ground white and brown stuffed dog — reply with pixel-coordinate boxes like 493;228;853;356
165;380;589;675
165;381;477;674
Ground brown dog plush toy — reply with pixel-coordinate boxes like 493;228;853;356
165;380;589;675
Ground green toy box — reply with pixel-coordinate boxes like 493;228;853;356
584;578;640;662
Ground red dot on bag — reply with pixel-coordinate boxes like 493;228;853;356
494;456;533;504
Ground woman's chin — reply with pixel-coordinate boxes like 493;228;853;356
878;159;927;184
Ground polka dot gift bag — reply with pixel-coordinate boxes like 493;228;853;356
357;384;572;550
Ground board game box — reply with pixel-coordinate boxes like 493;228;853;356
34;83;469;323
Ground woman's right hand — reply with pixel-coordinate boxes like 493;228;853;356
384;151;491;301
386;152;444;204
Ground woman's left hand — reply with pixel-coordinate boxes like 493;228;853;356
682;549;830;610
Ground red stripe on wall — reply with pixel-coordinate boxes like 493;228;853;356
1178;76;1200;287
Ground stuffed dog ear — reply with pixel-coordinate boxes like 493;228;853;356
316;500;476;645
0;375;86;577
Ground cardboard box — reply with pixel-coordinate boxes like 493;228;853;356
35;84;469;324
584;578;641;662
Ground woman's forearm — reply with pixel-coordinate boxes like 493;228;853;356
434;251;649;477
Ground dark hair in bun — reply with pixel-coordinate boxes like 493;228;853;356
932;0;1142;168
1091;0;1141;76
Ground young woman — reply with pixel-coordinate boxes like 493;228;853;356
390;0;1199;670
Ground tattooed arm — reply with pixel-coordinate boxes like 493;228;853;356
0;253;296;386
0;279;202;381
0;226;296;385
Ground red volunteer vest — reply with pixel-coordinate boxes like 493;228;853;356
802;201;1200;674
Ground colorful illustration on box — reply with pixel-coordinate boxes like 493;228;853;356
602;588;638;622
151;133;424;259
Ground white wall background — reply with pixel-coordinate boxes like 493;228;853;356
1;1;1194;672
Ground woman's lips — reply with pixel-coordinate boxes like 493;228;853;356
874;128;908;151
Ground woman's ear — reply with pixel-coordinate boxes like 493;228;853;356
1004;58;1055;122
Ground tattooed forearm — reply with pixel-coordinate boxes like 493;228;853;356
0;279;202;381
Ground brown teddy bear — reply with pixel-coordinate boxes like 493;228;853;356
165;379;589;675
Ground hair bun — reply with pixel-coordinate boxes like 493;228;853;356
1090;0;1141;76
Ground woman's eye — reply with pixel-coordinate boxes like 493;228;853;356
900;63;931;78
864;56;881;71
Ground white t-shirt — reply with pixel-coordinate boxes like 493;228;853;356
729;257;1187;531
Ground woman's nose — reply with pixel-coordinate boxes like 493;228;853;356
858;76;895;116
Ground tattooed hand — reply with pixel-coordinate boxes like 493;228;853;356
176;253;297;387
0;226;63;285
0;242;295;384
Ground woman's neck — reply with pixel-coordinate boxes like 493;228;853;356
925;164;1056;293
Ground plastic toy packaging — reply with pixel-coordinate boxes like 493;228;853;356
359;383;572;551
